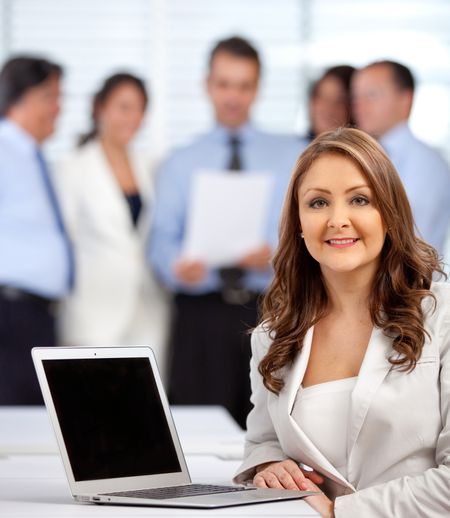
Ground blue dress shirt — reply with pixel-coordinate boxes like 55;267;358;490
147;123;306;295
0;119;71;298
380;122;450;253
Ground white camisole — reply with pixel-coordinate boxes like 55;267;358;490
291;377;357;479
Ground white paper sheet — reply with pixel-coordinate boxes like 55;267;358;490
182;170;274;267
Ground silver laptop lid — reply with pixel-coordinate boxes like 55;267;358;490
32;346;191;496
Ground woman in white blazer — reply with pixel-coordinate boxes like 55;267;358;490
55;73;169;379
234;128;449;517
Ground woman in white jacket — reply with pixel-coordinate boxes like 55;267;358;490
55;73;169;380
234;128;449;517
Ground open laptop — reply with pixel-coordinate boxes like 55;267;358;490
32;346;315;508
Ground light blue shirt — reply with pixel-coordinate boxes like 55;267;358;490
0;119;70;298
380;122;450;253
148;123;306;294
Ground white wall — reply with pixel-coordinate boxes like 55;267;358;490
1;0;449;163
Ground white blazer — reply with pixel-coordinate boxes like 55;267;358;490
234;282;450;517
54;141;169;376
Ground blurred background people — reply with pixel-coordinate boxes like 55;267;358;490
0;56;73;404
352;60;450;253
55;73;169;379
302;65;355;144
148;36;302;428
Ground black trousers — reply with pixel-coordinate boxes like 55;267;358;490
0;293;56;405
168;292;260;429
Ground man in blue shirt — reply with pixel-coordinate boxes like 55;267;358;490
0;56;73;404
148;37;304;428
352;60;450;253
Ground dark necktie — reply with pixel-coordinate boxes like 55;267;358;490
36;149;75;291
228;135;242;171
219;135;251;304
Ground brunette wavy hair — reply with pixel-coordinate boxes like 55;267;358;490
259;127;445;394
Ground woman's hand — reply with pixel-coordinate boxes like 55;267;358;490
253;460;334;518
253;459;324;490
301;478;335;518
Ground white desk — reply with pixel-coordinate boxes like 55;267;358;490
0;406;245;459
0;406;319;517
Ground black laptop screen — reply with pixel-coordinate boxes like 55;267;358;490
42;357;182;481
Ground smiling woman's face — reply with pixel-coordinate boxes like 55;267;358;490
298;153;386;280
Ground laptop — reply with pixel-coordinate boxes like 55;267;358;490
32;346;315;508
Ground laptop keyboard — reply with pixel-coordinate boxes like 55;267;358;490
104;483;253;500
